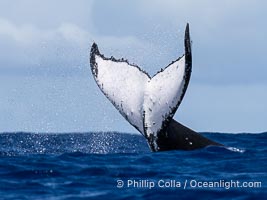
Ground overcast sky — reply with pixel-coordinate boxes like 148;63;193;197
0;0;266;133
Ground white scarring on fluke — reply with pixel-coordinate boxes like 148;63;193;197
90;24;192;151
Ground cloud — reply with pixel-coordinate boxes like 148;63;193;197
0;0;94;29
0;17;154;77
92;0;267;84
1;0;266;82
0;19;85;76
0;18;91;45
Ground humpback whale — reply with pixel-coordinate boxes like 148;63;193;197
90;24;222;152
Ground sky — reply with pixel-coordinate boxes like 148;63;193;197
0;0;266;133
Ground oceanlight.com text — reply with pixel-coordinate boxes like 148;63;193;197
116;179;262;190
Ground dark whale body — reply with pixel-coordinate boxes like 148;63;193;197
151;119;222;151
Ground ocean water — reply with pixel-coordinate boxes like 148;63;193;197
0;132;266;200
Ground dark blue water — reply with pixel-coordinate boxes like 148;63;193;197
0;132;266;200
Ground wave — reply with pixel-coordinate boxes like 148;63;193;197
0;132;266;156
1;131;266;135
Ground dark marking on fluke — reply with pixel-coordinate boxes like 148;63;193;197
90;42;151;79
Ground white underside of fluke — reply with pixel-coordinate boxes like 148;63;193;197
92;52;187;140
143;56;186;137
94;55;149;134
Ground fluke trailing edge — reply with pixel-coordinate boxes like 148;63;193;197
90;24;222;152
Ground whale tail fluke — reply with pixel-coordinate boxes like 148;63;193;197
90;24;222;151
